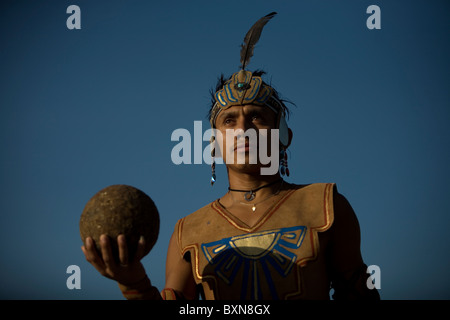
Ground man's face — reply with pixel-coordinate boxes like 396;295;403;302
213;104;278;172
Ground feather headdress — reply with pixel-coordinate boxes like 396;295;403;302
211;11;288;145
240;12;277;70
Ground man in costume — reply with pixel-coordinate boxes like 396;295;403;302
82;12;380;300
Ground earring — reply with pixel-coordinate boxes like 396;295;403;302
211;160;216;186
280;148;290;177
210;136;216;186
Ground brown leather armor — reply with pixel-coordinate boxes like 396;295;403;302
175;183;335;300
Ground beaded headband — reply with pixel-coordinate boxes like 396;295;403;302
210;70;289;146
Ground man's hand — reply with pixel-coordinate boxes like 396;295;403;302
81;234;147;285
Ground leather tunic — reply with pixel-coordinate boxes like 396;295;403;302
175;183;335;300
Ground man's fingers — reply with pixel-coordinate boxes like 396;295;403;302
100;234;116;268
117;234;129;266
82;234;147;284
134;235;146;262
83;237;101;262
82;236;110;276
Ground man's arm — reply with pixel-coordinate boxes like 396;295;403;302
328;191;380;300
164;231;198;300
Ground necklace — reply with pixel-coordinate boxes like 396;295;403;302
229;180;284;213
228;179;283;201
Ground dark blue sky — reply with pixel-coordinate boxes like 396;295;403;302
1;0;449;299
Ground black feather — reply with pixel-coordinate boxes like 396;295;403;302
240;12;277;70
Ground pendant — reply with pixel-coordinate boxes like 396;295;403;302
252;205;256;212
244;191;256;201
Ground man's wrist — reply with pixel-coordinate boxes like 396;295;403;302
118;275;162;300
